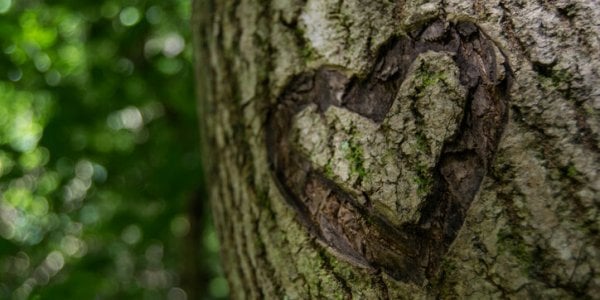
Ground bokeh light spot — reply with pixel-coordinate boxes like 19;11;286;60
45;251;64;272
75;159;94;180
163;33;185;58
203;229;220;253
0;0;12;14
61;235;86;257
80;204;100;225
107;106;144;132
209;277;229;298
44;70;61;86
145;6;162;24
157;58;182;75
119;7;140;27
121;224;142;245
34;53;51;72
167;287;187;300
145;243;164;264
170;215;190;237
8;69;22;81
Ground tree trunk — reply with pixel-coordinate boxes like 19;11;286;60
192;0;600;298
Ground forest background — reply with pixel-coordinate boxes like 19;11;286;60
0;0;228;299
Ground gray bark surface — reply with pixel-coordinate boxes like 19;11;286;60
193;0;600;298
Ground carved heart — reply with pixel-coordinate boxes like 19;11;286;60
267;20;511;283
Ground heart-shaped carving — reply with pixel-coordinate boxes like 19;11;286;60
267;20;511;283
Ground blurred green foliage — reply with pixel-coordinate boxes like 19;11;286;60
0;0;226;299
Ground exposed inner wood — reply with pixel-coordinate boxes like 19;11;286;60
266;20;512;283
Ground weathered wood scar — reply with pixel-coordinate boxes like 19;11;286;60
266;20;512;283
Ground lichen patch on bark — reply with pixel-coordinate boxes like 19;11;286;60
290;51;466;225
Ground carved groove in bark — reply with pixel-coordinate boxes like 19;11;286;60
266;20;512;283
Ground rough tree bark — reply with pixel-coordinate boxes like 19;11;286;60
193;0;599;298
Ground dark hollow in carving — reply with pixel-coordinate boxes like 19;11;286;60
266;20;512;283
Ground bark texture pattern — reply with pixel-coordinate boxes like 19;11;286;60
267;21;511;283
193;0;600;298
